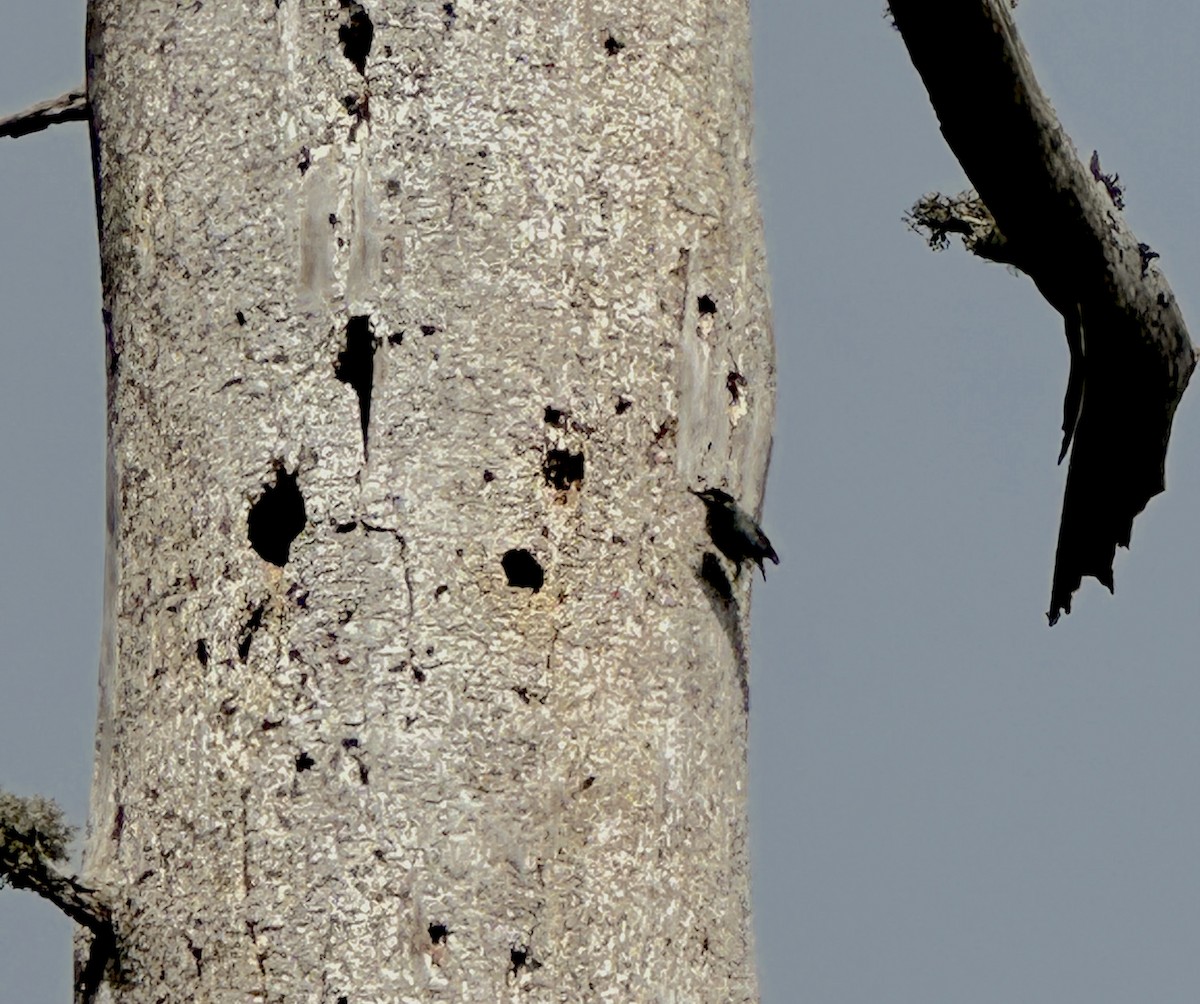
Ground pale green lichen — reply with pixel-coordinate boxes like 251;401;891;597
0;790;74;875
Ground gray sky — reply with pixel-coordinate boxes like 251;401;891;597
5;3;1200;1002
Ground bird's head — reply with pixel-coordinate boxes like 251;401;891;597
690;486;736;508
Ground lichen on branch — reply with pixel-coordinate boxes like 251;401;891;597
0;789;111;934
0;790;73;867
905;190;1016;266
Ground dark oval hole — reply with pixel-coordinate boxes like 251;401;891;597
543;449;584;489
248;467;306;567
502;549;544;592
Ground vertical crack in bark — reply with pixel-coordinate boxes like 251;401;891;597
335;315;377;461
237;600;267;662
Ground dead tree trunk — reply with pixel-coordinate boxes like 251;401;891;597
80;0;774;999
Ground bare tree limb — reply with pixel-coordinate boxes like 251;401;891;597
1;851;113;934
0;791;111;934
890;0;1196;625
0;88;88;139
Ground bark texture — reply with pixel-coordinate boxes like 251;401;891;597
83;0;773;1000
891;0;1195;624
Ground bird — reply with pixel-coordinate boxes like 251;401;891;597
690;487;779;580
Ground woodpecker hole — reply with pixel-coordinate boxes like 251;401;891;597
296;752;315;772
483;470;495;483
413;666;426;683
335;520;358;534
420;324;439;337
615;396;632;414
543;405;565;427
248;466;306;566
196;638;209;666
335;315;377;460
387;330;404;345
429;923;449;944
727;370;747;404
604;33;625;54
235;310;246;326
502;549;544;592
543;449;584;490
338;1;374;75
510;944;542;976
697;294;717;315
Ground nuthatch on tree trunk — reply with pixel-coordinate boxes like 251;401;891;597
690;487;779;580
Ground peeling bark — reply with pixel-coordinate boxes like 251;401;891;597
891;0;1195;624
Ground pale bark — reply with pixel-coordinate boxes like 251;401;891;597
83;0;773;1001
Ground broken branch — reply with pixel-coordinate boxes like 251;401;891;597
0;790;111;934
890;0;1196;624
0;88;88;139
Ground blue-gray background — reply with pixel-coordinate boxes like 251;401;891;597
5;3;1200;1001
